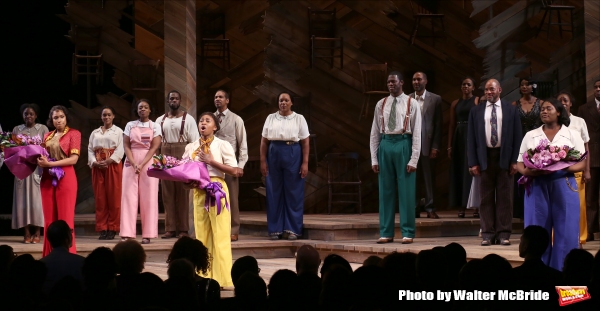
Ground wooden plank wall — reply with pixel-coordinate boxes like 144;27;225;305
584;0;600;101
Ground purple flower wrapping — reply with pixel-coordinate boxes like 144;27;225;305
4;145;48;180
518;151;587;195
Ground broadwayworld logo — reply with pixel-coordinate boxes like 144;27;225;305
555;286;590;306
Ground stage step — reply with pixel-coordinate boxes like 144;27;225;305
239;211;524;241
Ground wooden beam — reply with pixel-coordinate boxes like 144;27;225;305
470;0;498;18
164;0;197;117
474;0;541;49
584;0;600;101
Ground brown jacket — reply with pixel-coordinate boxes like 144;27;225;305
578;100;600;167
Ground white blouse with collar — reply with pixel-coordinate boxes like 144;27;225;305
261;112;309;142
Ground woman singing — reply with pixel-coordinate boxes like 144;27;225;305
120;99;161;244
12;104;49;243
182;112;237;288
88;106;124;240
448;78;479;218
517;98;585;270
37;105;81;257
260;92;310;240
559;92;591;247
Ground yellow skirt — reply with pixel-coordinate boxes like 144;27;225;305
575;172;587;244
193;176;233;287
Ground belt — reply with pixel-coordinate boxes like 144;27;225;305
94;148;115;162
271;140;298;145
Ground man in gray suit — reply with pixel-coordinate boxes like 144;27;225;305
410;72;442;218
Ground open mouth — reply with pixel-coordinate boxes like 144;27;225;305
200;125;207;131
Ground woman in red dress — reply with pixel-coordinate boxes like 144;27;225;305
37;105;81;257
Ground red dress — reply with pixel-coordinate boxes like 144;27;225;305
41;127;81;257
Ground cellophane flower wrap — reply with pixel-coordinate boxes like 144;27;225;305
147;154;229;214
1;132;64;186
518;139;587;194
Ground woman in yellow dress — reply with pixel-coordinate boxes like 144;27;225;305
182;112;237;287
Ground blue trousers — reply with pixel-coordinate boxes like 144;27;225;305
524;170;580;271
378;134;416;238
266;141;304;236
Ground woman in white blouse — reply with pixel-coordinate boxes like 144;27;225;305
88;106;124;240
517;98;585;270
260;92;310;240
120;100;162;244
559;92;591;248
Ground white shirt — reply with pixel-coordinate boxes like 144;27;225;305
261;112;310;141
182;136;238;179
595;98;600;109
568;114;590;143
517;125;585;162
369;93;422;167
155;113;199;143
123;121;161;137
484;99;503;148
87;125;125;167
413;90;427;112
215;109;248;169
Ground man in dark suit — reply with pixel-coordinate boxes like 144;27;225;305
410;72;442;219
579;79;600;241
467;79;522;246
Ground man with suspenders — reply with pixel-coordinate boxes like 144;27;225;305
155;90;200;239
369;72;422;244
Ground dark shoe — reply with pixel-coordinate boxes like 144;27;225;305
377;237;394;244
473;209;480;218
401;237;414;244
288;234;298;240
99;230;108;240
500;239;511;246
481;239;491;246
427;212;440;219
458;210;465;218
142;238;151;244
161;231;177;239
106;230;116;240
269;235;280;240
415;209;421;218
177;231;189;238
231;234;239;241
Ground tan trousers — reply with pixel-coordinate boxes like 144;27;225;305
161;142;190;232
225;174;240;235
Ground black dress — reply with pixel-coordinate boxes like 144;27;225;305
514;99;542;218
449;96;477;207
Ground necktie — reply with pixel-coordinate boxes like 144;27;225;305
387;98;398;132
490;104;498;147
217;113;223;123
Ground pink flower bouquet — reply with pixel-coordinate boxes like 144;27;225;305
518;139;587;194
147;154;229;214
1;132;64;186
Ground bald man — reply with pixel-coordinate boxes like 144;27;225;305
295;245;321;276
467;79;522;246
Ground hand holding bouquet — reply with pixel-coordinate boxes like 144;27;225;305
1;132;64;185
518;139;587;194
147;154;229;214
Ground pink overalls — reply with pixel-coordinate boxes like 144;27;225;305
119;121;159;238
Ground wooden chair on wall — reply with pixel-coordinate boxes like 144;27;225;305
358;62;388;120
292;93;319;171
239;156;265;210
409;0;445;45
325;153;362;214
129;59;160;106
199;12;230;70
308;7;344;69
70;25;103;85
535;0;575;39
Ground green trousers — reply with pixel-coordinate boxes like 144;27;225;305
378;134;416;238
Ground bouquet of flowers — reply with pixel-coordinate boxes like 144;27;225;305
147;154;229;214
518;139;587;194
0;132;64;185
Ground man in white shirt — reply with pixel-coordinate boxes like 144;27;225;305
214;90;248;241
409;72;442;219
467;79;522;246
155;90;200;239
578;79;600;241
370;71;422;244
